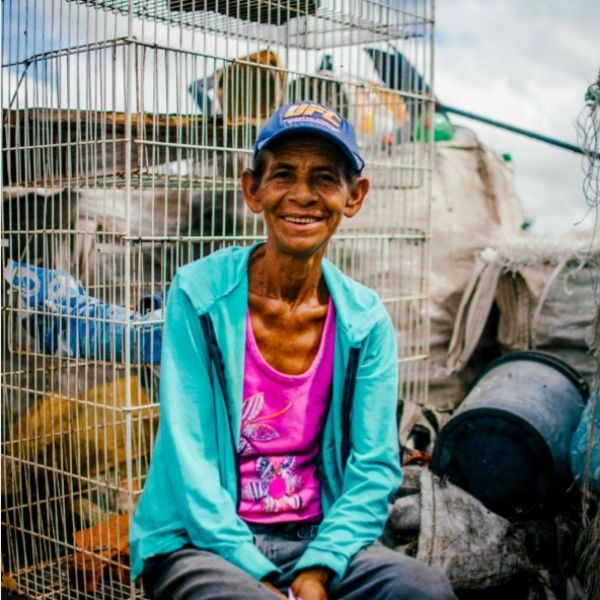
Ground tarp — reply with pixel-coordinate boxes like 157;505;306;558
447;233;599;390
427;137;524;411
387;467;535;590
417;468;534;589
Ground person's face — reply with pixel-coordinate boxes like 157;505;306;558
242;134;369;260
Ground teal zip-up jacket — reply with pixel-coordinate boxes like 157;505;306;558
129;244;402;582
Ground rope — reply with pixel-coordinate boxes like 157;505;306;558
575;69;600;600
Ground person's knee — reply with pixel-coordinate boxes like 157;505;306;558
341;545;456;600
414;567;456;600
379;560;456;600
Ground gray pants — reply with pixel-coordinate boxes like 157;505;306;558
141;524;456;600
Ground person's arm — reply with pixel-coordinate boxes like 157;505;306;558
158;274;280;581
292;314;402;582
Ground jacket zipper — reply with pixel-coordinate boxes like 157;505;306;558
199;314;242;510
341;347;361;468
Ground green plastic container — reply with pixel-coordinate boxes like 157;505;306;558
415;111;454;142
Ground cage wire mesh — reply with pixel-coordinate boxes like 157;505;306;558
1;0;434;597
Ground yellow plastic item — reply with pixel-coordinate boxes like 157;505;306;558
8;375;158;479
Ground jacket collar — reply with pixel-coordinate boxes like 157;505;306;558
178;243;386;346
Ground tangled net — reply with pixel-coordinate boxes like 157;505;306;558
575;68;600;600
576;70;600;212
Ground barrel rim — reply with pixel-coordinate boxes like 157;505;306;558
466;350;589;401
432;406;557;519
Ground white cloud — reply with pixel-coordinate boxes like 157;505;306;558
435;0;598;235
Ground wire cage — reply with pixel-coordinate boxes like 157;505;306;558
1;0;434;597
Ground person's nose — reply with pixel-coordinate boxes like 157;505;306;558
289;177;315;205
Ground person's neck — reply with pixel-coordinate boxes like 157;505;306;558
249;244;328;307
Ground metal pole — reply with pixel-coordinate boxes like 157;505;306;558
438;102;598;157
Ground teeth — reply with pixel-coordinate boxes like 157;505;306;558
284;216;319;224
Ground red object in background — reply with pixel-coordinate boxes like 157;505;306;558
402;450;432;467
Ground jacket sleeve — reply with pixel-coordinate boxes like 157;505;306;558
292;313;402;581
156;274;279;580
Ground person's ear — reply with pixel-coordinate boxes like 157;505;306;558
343;176;369;218
241;169;263;214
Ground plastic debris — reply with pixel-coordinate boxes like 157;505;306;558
4;260;163;363
570;394;600;494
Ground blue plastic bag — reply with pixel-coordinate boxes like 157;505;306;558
570;395;600;494
4;260;163;364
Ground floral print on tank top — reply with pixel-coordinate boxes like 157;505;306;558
237;300;336;524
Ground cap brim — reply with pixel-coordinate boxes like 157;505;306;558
256;125;364;173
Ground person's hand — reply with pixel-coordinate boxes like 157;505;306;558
290;567;331;600
262;580;287;599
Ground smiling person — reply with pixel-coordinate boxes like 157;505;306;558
130;101;456;600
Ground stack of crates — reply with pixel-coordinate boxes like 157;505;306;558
1;0;434;597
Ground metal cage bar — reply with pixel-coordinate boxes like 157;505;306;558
1;0;434;597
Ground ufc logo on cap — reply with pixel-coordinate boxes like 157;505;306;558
283;103;342;129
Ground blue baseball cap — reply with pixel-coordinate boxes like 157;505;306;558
253;101;365;173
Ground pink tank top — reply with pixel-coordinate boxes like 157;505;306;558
237;299;336;524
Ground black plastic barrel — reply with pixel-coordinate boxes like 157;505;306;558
431;351;588;519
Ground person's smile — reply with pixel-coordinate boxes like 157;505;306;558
278;214;325;227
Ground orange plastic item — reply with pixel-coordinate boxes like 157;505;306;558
71;513;130;592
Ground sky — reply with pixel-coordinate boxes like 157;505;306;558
434;0;599;235
3;0;598;236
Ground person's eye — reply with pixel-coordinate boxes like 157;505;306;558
271;170;293;181
315;173;338;184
